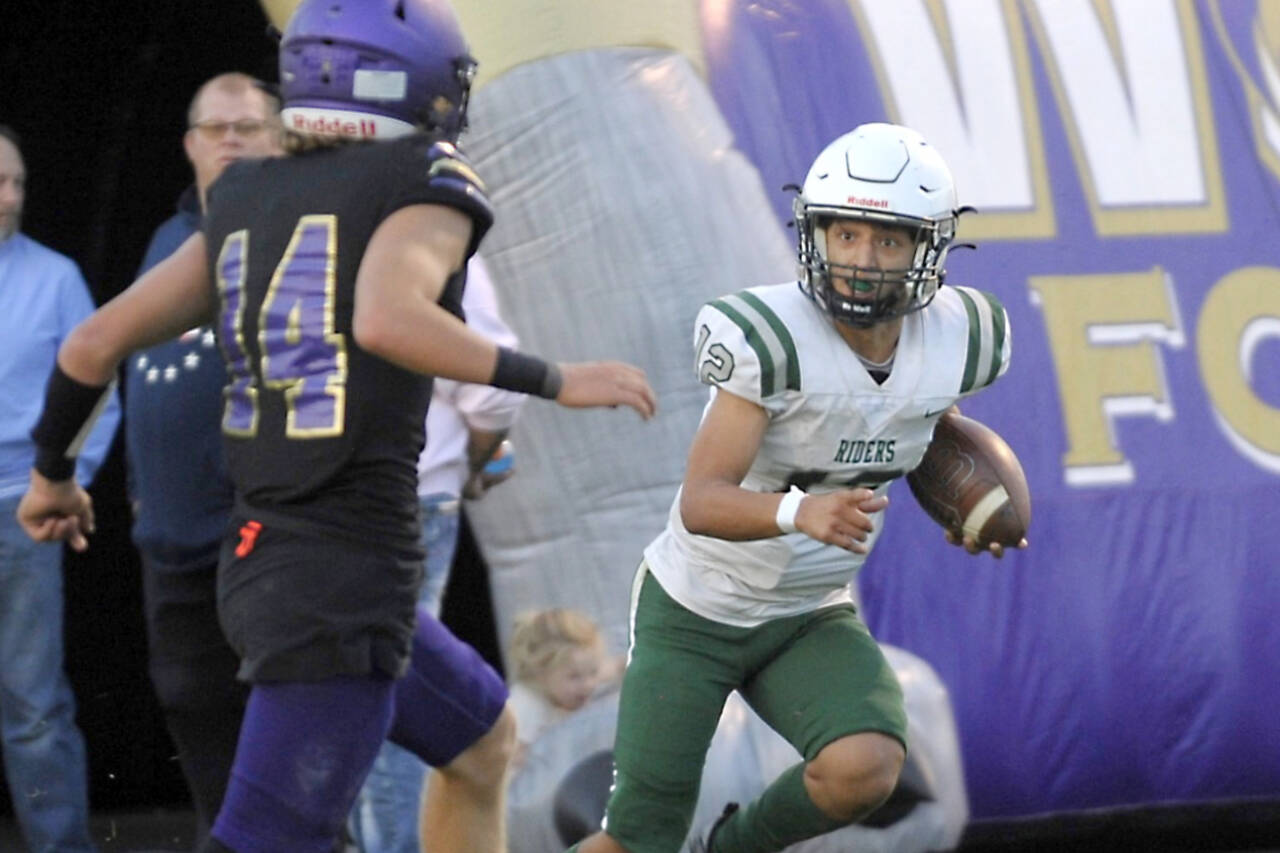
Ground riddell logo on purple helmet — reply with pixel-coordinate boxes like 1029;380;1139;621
291;114;380;138
848;196;890;208
280;0;475;141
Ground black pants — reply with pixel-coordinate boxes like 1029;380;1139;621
142;555;249;847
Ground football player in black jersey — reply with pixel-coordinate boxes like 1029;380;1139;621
16;1;656;851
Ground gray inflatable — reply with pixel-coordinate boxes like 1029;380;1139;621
463;48;795;659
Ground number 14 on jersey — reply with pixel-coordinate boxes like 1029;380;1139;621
215;215;348;439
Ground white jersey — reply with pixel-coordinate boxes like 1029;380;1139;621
644;282;1011;627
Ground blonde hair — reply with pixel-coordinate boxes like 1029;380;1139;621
509;609;605;683
279;130;373;156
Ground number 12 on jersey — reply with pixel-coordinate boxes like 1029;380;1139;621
215;215;348;439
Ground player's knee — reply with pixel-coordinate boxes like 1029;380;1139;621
440;703;517;789
804;732;905;821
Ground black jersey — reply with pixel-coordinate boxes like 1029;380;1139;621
202;134;493;553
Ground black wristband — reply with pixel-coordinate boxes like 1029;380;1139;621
491;347;562;400
540;362;563;400
30;364;113;481
33;446;75;482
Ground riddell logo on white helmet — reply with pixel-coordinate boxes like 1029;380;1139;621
848;196;890;208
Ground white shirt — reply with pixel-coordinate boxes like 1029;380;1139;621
416;256;526;497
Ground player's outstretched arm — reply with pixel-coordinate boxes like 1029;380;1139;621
17;233;214;549
61;233;215;386
354;204;655;419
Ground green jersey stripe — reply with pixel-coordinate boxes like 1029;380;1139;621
971;289;996;392
722;293;797;396
708;298;778;398
981;290;1007;388
736;291;801;391
957;288;983;393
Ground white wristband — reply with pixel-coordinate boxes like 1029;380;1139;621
775;486;805;534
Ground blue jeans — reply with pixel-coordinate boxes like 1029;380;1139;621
349;493;461;853
0;496;95;852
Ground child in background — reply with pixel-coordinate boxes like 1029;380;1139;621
507;609;623;767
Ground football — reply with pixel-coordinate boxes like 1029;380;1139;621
906;412;1031;547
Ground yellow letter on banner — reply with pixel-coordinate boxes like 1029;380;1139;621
1197;267;1280;474
1029;268;1183;486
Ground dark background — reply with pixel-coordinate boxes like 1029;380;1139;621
0;0;502;815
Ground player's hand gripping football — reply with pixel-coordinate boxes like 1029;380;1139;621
555;361;657;420
943;528;1029;559
17;470;96;552
907;412;1031;559
795;488;889;554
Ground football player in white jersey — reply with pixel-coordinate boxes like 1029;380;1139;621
569;123;1017;853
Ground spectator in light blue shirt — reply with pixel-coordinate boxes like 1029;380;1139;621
0;123;119;853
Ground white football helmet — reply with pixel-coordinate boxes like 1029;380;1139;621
794;123;962;327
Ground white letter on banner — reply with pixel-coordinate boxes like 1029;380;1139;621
1027;0;1227;234
1028;268;1185;487
849;0;1054;240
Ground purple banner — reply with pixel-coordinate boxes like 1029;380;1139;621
701;0;1280;818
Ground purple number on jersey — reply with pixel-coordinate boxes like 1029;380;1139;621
260;215;346;437
215;216;348;439
217;230;259;436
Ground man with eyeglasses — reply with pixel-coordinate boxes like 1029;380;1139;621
183;75;280;209
123;71;280;848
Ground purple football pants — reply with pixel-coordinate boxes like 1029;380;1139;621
205;607;508;853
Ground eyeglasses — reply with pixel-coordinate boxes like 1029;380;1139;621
189;119;270;140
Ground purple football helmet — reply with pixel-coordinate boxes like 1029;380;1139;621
279;0;477;141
